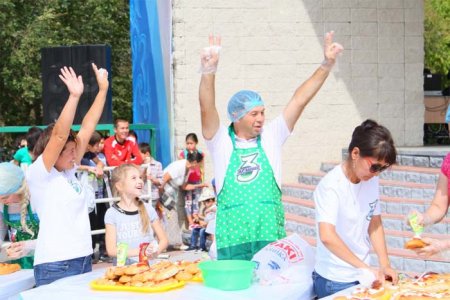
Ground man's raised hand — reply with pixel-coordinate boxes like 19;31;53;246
321;31;344;71
200;34;221;74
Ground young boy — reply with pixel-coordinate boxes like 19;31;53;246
189;187;216;252
139;142;163;207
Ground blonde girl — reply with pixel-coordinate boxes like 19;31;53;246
105;164;168;265
0;162;39;269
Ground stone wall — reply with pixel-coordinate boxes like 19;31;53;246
172;0;424;182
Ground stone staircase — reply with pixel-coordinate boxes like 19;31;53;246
282;148;450;274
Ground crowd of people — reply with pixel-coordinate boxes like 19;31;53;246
0;31;448;299
0;64;218;287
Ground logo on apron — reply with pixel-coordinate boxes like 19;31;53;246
235;153;261;182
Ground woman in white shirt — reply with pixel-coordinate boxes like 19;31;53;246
312;119;398;298
27;65;109;286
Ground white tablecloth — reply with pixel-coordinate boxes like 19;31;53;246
20;267;314;300
0;269;35;300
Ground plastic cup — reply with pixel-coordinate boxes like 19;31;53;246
116;242;128;267
409;213;424;237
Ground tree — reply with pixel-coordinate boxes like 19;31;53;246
424;0;450;78
0;0;132;127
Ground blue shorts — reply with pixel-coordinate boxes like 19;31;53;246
312;270;359;298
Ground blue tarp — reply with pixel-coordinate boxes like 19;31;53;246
130;0;171;167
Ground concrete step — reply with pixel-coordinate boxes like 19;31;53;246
283;179;436;201
284;190;450;219
284;214;450;273
314;163;440;185
283;197;450;235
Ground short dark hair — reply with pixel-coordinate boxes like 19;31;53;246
185;133;198;143
114;119;129;128
139;142;151;155
348;119;396;165
89;131;102;146
186;150;203;163
26;127;44;153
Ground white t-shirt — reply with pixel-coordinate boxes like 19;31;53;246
206;115;291;193
27;156;92;265
163;159;188;187
313;164;381;282
104;202;158;261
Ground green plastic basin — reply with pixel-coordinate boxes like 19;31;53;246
198;260;256;291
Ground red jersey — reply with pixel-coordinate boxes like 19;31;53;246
103;136;143;166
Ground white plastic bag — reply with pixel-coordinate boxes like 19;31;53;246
251;234;315;285
78;171;96;213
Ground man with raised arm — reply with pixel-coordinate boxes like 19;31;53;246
199;32;343;260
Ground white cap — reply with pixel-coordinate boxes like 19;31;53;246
199;187;216;202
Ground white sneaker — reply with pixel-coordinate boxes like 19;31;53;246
179;244;189;250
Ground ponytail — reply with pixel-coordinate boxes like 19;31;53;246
17;181;34;238
137;201;151;234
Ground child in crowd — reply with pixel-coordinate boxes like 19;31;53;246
189;187;216;252
78;131;108;263
97;135;107;166
0;162;39;269
27;64;109;286
139;143;163;207
79;131;104;178
13;127;43;168
178;133;206;229
160;151;205;250
105;164;168;265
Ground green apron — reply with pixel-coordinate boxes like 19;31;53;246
216;125;286;260
3;204;39;269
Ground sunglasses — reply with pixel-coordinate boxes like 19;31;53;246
363;157;390;173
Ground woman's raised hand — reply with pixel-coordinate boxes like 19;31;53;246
92;63;109;91
200;34;221;74
59;66;84;98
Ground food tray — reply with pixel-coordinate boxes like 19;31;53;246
90;279;185;293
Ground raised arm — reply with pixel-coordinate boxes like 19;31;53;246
75;63;109;163
199;35;221;140
283;31;344;131
42;67;84;172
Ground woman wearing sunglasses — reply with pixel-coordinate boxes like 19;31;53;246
312;119;398;298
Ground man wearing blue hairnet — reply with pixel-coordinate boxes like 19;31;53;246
198;32;343;260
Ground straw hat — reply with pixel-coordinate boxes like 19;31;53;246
198;187;216;202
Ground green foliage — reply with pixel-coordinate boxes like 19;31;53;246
424;0;450;77
0;0;132;127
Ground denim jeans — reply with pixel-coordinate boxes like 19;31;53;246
190;227;207;250
312;270;359;299
34;255;92;287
